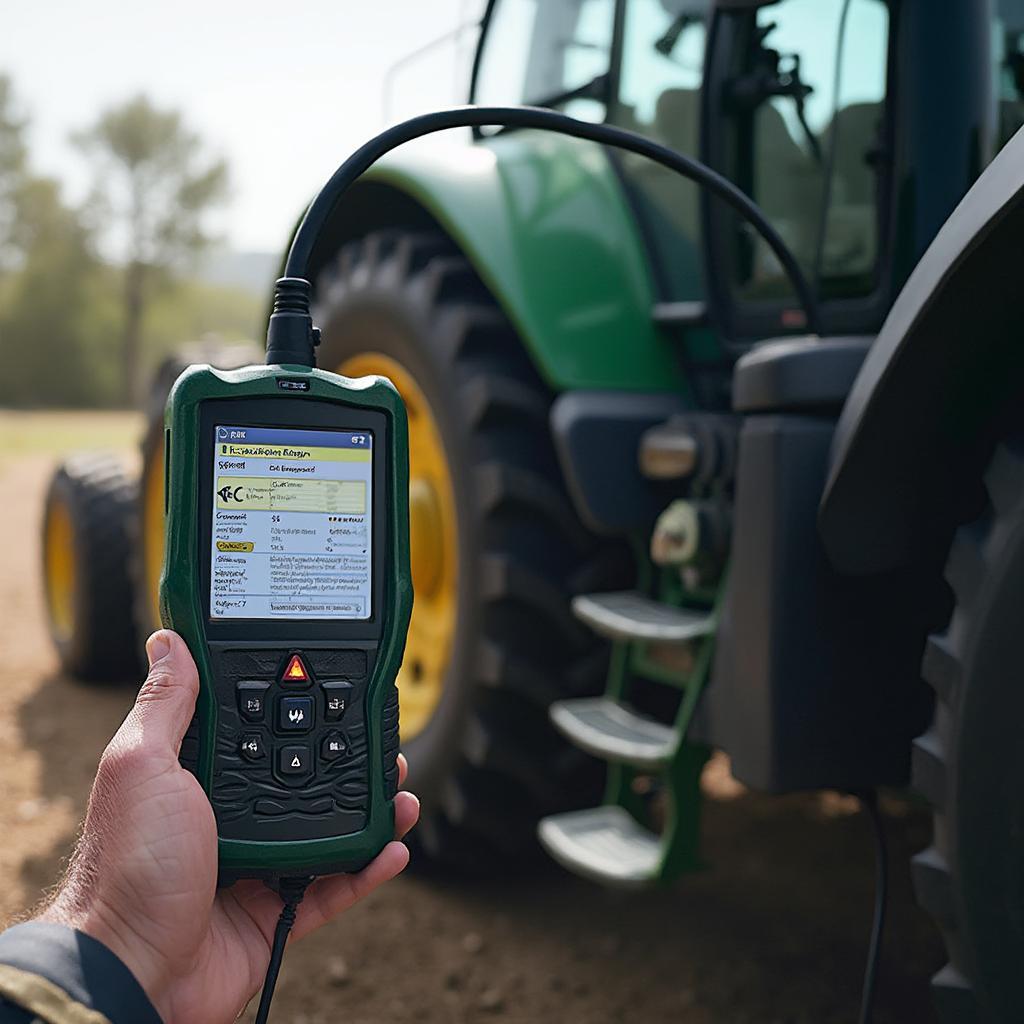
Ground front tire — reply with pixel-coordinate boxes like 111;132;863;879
912;435;1024;1022
314;231;626;867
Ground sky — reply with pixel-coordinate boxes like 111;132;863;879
1;0;484;253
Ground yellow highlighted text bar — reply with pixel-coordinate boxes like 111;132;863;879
219;443;370;463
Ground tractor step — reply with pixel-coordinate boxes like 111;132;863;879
550;697;677;769
538;806;661;887
572;591;714;644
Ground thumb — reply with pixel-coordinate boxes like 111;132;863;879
131;629;200;754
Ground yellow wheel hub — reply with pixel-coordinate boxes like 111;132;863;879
44;499;77;643
142;435;165;631
340;353;457;740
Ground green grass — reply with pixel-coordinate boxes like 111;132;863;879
0;409;143;457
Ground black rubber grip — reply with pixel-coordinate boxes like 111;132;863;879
381;684;400;799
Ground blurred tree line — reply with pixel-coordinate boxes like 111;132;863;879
0;76;261;408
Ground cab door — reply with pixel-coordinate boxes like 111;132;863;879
702;0;893;340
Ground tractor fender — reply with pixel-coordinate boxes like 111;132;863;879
819;126;1024;575
277;131;686;394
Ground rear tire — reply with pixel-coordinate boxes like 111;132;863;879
42;454;142;682
314;231;628;868
912;435;1024;1022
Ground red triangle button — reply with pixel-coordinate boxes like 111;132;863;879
282;654;309;683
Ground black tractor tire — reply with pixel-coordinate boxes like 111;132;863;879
912;435;1024;1022
41;454;142;682
313;230;629;869
133;341;263;640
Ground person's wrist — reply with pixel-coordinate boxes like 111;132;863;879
39;895;172;1019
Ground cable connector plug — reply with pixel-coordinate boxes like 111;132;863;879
265;277;320;368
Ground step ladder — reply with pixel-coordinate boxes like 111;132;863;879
538;590;717;888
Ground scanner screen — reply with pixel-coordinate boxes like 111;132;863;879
209;424;373;620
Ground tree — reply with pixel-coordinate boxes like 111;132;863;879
0;75;120;408
74;95;228;402
0;74;29;272
0;75;25;173
0;178;121;408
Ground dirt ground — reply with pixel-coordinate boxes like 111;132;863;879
0;416;944;1023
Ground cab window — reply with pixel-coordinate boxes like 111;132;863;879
474;0;616;123
728;0;890;304
612;0;709;299
993;0;1024;152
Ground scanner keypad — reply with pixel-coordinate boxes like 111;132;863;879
205;646;375;842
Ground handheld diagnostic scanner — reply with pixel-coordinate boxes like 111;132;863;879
160;348;411;885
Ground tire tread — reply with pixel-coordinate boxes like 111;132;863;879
914;438;1024;1021
312;229;625;868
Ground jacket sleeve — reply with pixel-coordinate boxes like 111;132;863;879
0;922;162;1024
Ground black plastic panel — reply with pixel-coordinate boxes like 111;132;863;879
550;390;688;534
732;336;873;414
706;414;933;792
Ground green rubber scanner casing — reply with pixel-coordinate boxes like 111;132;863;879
159;362;411;882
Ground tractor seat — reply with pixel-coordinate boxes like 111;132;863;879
732;335;874;414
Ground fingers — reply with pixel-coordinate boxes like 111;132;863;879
393;789;419;840
127;630;200;754
397;752;408;787
292;842;410;941
288;791;419;941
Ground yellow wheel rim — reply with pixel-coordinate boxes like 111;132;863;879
141;432;165;631
44;498;77;643
340;353;457;740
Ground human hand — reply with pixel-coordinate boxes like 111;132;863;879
40;629;419;1023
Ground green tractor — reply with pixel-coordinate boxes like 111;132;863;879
41;0;1024;1017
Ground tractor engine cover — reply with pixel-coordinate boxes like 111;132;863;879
704;337;936;792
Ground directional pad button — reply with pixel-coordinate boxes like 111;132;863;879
322;681;353;722
321;731;347;762
277;744;312;781
278;696;314;733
